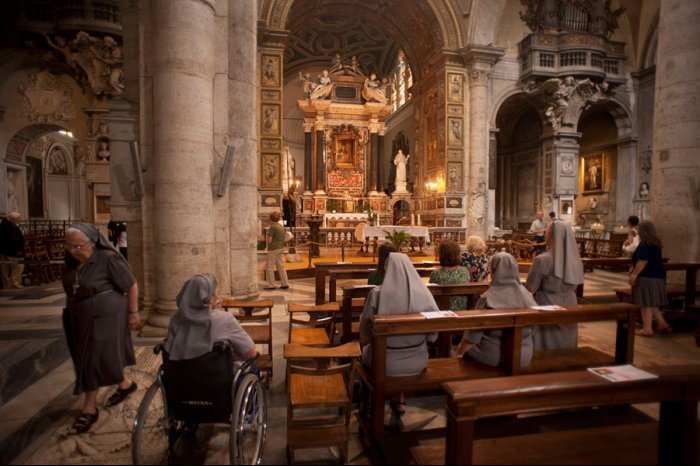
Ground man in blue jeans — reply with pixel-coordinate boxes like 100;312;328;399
264;211;289;290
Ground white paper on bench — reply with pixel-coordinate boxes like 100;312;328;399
587;364;658;382
530;305;566;311
421;310;458;319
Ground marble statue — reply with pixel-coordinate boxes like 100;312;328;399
309;70;332;100
299;72;317;98
362;73;387;104
330;53;343;72
393;150;410;194
97;141;110;161
639;182;650;199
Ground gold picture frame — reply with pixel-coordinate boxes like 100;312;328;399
334;137;356;167
582;153;604;193
447;73;463;103
261;153;280;188
261;54;280;88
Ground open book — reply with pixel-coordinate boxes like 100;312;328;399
587;364;658;382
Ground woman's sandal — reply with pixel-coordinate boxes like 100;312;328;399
105;381;138;407
71;410;99;434
635;329;654;337
389;399;407;416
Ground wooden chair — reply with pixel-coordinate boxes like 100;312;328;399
222;298;274;384
284;342;361;464
287;302;339;346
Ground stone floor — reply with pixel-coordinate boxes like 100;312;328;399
1;264;699;465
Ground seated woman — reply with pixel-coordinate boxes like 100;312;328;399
455;252;536;367
164;274;256;361
461;235;490;282
430;239;471;310
360;253;439;414
367;241;397;285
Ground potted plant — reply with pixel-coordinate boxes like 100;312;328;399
363;203;378;225
384;230;412;251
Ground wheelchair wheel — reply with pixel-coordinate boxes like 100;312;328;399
132;380;170;465
230;373;267;465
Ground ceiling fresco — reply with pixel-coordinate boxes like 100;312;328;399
283;0;444;79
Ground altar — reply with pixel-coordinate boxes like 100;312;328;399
324;212;376;228
363;225;430;240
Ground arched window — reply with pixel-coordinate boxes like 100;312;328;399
391;50;413;112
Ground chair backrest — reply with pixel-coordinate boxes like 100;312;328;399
161;342;235;423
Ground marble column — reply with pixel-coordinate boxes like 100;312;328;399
464;46;503;239
228;0;259;297
369;132;378;193
377;132;385;193
144;0;217;335
315;127;325;193
303;124;313;193
651;0;700;262
614;138;637;225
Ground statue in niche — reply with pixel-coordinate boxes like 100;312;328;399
393;150;410;194
362;73;387;104
6;171;19;213
309;70;332;100
97;141;110;161
639;182;650;200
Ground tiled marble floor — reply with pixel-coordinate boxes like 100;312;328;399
1;264;699;465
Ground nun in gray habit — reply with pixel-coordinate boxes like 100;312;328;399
525;221;584;350
457;252;536;367
164;274;255;361
359;253;439;377
62;222;139;433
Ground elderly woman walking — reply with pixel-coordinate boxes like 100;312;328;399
62;223;140;434
525;221;584;350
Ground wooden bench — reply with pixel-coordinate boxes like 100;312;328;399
358;303;640;446
327;267;437;303
314;260;439;304
338;282;491;345
408;364;700;465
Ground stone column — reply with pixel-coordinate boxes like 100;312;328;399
464;46;504;239
303;123;313;193
315;126;325;193
377;131;385;193
614;138;637;225
651;0;700;262
228;0;259;298
144;0;217;335
369;132;379;194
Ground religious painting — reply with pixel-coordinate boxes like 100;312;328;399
560;199;573;216
334;137;356;167
448;117;462;146
26;156;44;218
582;153;604;193
447;73;463;103
260;153;280;188
447;161;463;191
345;200;355;212
261;55;280;87
261;104;280;136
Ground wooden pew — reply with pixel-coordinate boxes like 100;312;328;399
314;260;439;304
414;365;700;465
358;303;640;446
338;282;491;345
327;266;436;303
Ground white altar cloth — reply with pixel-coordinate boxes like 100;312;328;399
363;225;430;240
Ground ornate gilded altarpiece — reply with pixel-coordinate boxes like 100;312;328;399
325;124;367;196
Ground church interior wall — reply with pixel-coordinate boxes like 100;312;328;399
384;100;415;194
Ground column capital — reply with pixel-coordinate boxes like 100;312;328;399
462;44;505;67
303;121;315;133
257;26;289;49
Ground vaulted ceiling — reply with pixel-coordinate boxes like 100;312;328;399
283;0;445;79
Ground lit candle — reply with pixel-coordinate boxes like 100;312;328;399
417;214;421;225
411;214;415;225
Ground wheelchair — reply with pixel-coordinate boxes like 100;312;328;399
131;341;267;465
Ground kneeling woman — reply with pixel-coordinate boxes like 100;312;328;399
164;274;256;362
455;252;536;367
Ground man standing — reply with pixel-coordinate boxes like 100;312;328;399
265;211;289;290
0;212;25;289
528;211;547;253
